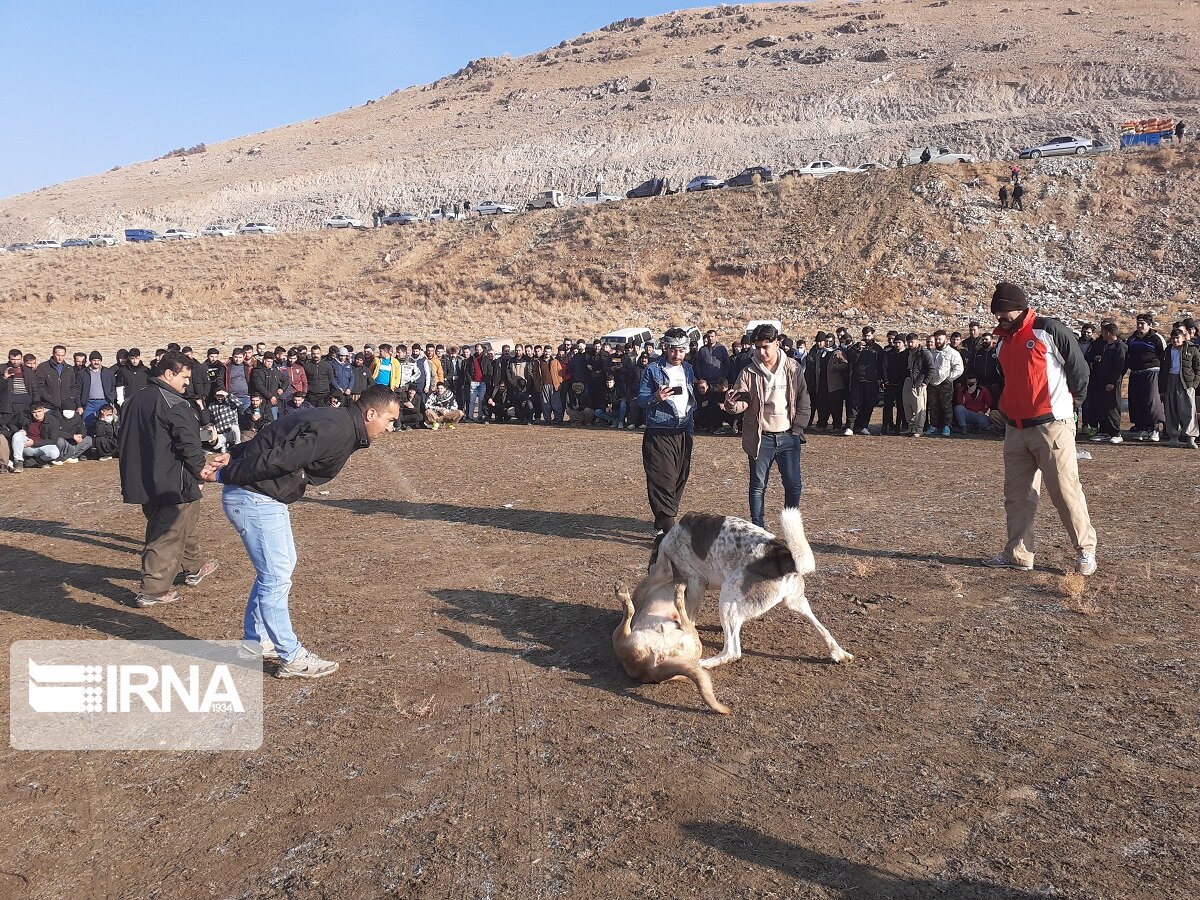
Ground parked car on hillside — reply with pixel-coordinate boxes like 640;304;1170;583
626;177;673;199
1019;136;1109;159
323;214;363;229
853;162;888;173
428;208;465;222
238;222;277;235
725;166;778;187
124;229;162;242
32;239;61;250
87;233;118;246
201;224;236;237
381;211;420;225
601;327;653;351
903;147;977;165
61;238;92;248
161;228;197;240
575;190;621;205
784;160;853;178
686;175;724;192
744;318;783;339
7;242;34;252
528;190;565;209
474;200;519;215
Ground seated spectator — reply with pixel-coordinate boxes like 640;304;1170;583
284;392;313;415
239;394;270;434
487;381;514;424
564;382;594;426
694;378;721;433
10;403;92;469
712;378;740;435
89;402;120;460
509;378;534;425
425;381;464;430
953;377;994;433
325;393;345;409
208;389;242;449
592;374;625;428
398;385;425;430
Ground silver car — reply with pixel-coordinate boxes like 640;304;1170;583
1019;136;1100;159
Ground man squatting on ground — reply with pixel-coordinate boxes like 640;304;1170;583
207;384;400;679
637;328;696;542
723;323;810;530
984;282;1098;576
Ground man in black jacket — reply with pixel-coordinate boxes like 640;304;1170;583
250;356;288;419
211;384;399;679
116;348;152;406
845;326;885;434
882;334;909;434
118;351;222;608
34;345;78;413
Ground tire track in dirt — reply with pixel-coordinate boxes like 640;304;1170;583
360;440;554;898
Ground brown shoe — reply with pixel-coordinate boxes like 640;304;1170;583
182;559;220;587
131;590;182;608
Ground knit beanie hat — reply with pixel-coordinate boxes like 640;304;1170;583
990;282;1030;314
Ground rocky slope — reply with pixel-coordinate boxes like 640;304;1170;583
1;147;1197;353
2;0;1198;241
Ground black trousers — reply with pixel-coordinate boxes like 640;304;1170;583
882;383;907;432
819;389;847;429
849;382;878;432
643;428;693;532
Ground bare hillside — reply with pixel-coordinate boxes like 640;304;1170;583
2;0;1198;241
2;148;1197;352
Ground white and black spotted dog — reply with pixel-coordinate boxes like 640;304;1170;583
649;508;853;669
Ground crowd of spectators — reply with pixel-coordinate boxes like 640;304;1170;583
2;313;1197;473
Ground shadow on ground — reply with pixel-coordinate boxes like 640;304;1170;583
433;587;714;713
682;821;1046;899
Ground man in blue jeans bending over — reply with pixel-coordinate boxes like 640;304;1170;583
723;323;811;529
205;385;399;679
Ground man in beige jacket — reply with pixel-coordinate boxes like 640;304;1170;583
724;323;811;529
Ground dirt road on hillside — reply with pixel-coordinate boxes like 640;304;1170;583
1;426;1197;899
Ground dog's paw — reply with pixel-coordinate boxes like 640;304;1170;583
831;649;854;664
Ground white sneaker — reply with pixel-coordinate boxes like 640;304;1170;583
1090;434;1109;443
842;428;854;436
1075;553;1097;576
1148;430;1160;442
275;647;339;679
1109;435;1123;444
237;638;281;661
857;428;871;435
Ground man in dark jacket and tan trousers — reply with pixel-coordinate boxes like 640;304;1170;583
118;351;222;608
724;323;810;529
984;282;1097;576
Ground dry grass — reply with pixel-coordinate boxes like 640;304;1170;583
2;0;1198;242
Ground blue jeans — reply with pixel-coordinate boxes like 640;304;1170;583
221;485;301;662
469;381;487;420
749;431;803;529
83;398;107;428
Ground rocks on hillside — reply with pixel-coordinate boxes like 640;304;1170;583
748;35;782;48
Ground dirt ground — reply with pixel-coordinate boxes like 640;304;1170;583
1;425;1197;899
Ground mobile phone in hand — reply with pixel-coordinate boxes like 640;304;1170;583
670;385;684;395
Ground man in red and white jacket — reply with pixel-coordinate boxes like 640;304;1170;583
985;282;1097;576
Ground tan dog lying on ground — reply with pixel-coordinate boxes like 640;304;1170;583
612;574;730;714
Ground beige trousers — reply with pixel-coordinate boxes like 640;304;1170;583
1002;419;1097;566
425;408;464;425
902;378;927;433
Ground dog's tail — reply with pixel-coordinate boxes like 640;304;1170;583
777;507;815;576
655;661;730;715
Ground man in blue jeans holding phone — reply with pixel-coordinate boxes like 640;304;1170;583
723;323;810;529
206;385;399;679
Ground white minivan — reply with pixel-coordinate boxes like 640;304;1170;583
602;327;653;351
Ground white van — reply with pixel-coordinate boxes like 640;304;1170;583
744;319;783;337
476;337;517;353
601;327;653;351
